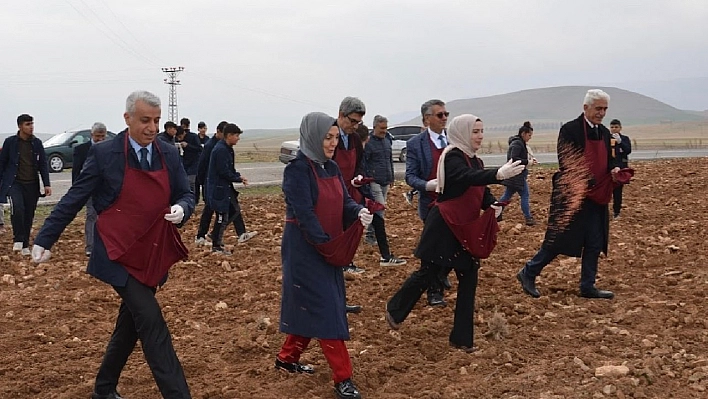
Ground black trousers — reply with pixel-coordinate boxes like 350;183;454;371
8;180;40;247
211;195;246;249
371;213;391;259
612;185;623;216
94;276;191;398
196;202;214;238
387;259;479;347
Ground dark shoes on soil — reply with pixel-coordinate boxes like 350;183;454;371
517;269;540;298
91;392;123;399
346;304;362;314
580;287;615;299
525;217;536;226
427;291;446;307
450;342;478;353
385;310;400;330
275;358;315;374
334;379;361;399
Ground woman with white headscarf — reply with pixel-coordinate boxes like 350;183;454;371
385;114;523;352
275;112;372;399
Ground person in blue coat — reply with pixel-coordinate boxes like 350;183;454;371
0;113;52;254
204;123;257;255
31;90;195;399
276;112;372;399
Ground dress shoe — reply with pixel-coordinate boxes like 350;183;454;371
580;287;614;299
346;304;362;314
517;269;540;298
450;342;478;353
334;378;361;399
385;310;400;330
275;358;315;374
91;391;123;399
427;291;446;307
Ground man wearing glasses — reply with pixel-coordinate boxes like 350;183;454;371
332;96;367;312
404;99;450;307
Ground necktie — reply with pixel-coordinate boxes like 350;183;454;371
592;126;599;140
139;147;150;170
438;135;447;148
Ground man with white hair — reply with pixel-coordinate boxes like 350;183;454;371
72;122;108;256
517;89;620;300
31;90;195;398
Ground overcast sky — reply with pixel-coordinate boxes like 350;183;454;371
1;0;707;133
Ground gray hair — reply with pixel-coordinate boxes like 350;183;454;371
125;90;161;114
91;122;107;134
583;89;610;106
373;115;388;126
339;96;366;116
421;99;445;117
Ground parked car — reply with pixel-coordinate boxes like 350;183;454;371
388;125;422;162
278;140;300;164
44;129;116;173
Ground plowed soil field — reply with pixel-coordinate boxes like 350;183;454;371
1;158;707;398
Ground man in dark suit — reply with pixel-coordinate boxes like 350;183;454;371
31;90;195;399
404;99;450;307
517;89;620;300
0;113;52;255
72;122;108;256
609;119;631;219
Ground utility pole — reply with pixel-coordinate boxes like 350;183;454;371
162;67;184;123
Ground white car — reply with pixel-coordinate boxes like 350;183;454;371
279;140;300;164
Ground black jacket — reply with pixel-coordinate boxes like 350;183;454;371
0;133;51;200
364;132;394;185
72;141;92;183
180;131;202;175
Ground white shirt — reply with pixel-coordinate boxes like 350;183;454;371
128;135;153;167
427;128;448;149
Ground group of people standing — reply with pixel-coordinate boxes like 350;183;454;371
3;87;633;399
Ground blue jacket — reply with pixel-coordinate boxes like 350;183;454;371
364;132;394;185
205;140;243;213
614;133;632;168
405;130;436;220
279;152;362;340
34;130;194;287
0;133;51;201
180;130;202;175
196;135;219;185
72;141;92;183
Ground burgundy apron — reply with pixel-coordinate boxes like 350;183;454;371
583;123;613;205
96;136;189;287
288;160;363;267
333;143;363;204
436;156;499;259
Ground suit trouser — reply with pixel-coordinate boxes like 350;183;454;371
371;213;391;259
612;186;623;215
8;181;40;247
85;198;97;253
94;275;191;398
187;175;197;203
278;334;352;383
387;259;479;347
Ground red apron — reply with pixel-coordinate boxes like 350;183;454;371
298;160;363;267
333;141;363;204
96;136;189;287
583;123;613;205
435;156;499;259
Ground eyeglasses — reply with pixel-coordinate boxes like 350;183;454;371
346;115;363;126
429;112;450;119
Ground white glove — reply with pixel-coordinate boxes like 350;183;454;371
612;133;621;142
32;244;51;263
424;179;438;192
490;205;503;218
164;204;185;224
496;160;525;180
358;208;373;228
351;175;363;188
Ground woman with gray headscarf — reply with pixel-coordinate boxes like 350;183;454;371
275;112;372;399
385;114;523;352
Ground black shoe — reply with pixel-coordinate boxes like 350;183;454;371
334;379;361;399
517;269;540;298
427;291;446;307
275;358;315;374
91;392;124;399
346;304;362;314
385;310;400;330
440;275;452;290
580;287;614;299
450;341;478;353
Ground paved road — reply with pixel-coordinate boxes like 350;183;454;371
37;148;708;206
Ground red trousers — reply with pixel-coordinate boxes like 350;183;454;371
277;334;352;383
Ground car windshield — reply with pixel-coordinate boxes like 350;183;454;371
44;132;73;147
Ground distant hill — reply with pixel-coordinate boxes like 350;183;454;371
402;86;707;129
